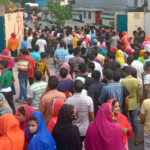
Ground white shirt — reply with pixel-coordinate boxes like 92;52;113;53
131;60;144;85
36;39;47;53
144;74;150;97
27;36;33;49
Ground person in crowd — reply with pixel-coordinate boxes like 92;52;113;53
69;47;84;74
35;52;50;80
39;76;66;125
65;45;74;64
108;99;132;150
84;103;126;150
0;113;25;150
140;98;150;150
115;50;125;66
31;32;38;50
110;30;119;50
53;104;82;150
56;63;72;81
7;33;20;57
54;41;68;72
15;104;35;131
99;69;123;111
90;30;96;46
57;68;73;93
99;37;108;51
36;34;47;53
63;31;73;47
21;36;28;50
86;61;95;77
28;71;47;110
25;112;57;150
131;50;144;87
0;60;15;114
121;66;141;144
30;45;41;62
0;93;12;116
27;31;33;51
47;98;65;133
15;49;30;103
66;80;95;142
88;70;105;116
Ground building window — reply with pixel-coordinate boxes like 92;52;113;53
88;11;91;19
83;11;86;18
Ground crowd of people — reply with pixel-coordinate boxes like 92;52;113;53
0;24;150;150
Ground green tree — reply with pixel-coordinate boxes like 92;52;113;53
47;0;72;25
0;0;10;12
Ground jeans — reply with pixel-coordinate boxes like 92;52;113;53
10;49;18;57
129;109;138;133
18;72;28;101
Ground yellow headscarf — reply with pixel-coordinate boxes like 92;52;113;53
140;50;146;63
115;50;125;66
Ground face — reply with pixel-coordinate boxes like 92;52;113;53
113;102;120;115
0;100;3;107
28;120;38;134
17;112;26;123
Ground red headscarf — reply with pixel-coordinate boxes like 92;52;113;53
111;46;118;53
15;105;36;131
11;33;16;39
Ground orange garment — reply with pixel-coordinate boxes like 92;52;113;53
7;38;20;51
96;54;104;66
0;113;25;150
47;98;65;133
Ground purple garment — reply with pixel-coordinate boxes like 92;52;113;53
84;103;126;150
99;43;108;51
57;79;73;93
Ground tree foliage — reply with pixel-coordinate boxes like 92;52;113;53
47;0;72;25
0;0;10;12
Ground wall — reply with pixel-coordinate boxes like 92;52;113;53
127;12;144;36
4;12;24;47
145;13;150;35
60;0;68;6
82;11;95;24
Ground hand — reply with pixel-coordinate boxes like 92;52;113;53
122;128;129;134
59;62;63;66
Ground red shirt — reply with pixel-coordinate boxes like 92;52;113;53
25;55;35;78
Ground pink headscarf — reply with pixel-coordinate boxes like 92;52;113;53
84;103;126;150
55;63;72;81
0;49;15;69
15;105;36;131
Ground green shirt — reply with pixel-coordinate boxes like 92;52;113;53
0;70;14;88
121;75;141;111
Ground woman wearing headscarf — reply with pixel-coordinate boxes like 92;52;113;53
7;33;20;57
55;63;72;81
25;112;57;150
120;31;129;52
84;103;126;150
0;93;12;116
15;105;35;131
53;104;82;150
108;99;132;150
115;50;125;66
0;113;25;150
47;98;65;133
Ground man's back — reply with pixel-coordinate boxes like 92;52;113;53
66;93;93;136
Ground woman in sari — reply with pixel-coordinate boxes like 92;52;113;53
84;103;126;150
47;98;65;133
120;31;129;52
0;93;12;116
108;99;132;150
15;105;35;131
0;113;25;150
115;50;125;66
25;112;57;150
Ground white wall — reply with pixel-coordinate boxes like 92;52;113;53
82;11;95;24
60;0;68;6
145;13;150;35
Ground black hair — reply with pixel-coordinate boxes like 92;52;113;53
40;34;45;39
68;48;73;55
60;41;64;48
103;69;114;80
77;41;82;47
81;47;86;55
114;70;121;82
40;52;46;59
34;71;42;81
87;54;95;61
87;62;95;71
112;100;119;111
133;51;140;60
60;68;68;78
92;70;100;81
122;66;131;75
34;45;39;52
18;107;25;116
79;63;87;73
67;43;73;50
48;76;58;90
0;60;9;68
73;47;80;56
24;36;27;41
20;49;27;55
107;51;115;59
74;80;84;93
127;56;134;65
57;104;75;125
28;115;37;123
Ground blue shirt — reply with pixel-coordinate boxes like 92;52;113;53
21;41;28;49
30;52;41;62
54;48;68;63
99;81;123;109
90;34;96;46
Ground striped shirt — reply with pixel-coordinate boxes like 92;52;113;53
28;81;47;110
